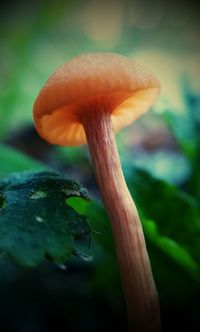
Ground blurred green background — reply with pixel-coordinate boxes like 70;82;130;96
0;0;200;331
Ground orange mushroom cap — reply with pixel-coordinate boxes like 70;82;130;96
33;53;160;146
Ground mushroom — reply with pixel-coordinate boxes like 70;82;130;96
33;53;161;332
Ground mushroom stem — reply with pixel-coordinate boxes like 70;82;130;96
82;109;161;332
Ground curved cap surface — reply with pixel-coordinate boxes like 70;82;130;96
33;53;160;146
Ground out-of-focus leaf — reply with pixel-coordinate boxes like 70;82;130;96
143;217;200;304
143;218;200;278
0;144;46;179
67;196;91;216
125;167;200;262
0;171;90;267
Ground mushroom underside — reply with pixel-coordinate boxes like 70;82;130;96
34;87;158;146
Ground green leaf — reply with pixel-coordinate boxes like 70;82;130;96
0;144;46;179
142;217;200;304
143;219;200;279
67;197;91;215
126;167;200;262
0;171;90;267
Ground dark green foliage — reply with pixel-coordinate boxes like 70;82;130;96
126;167;200;262
0;171;90;267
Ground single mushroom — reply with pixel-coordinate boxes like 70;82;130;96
33;53;161;332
